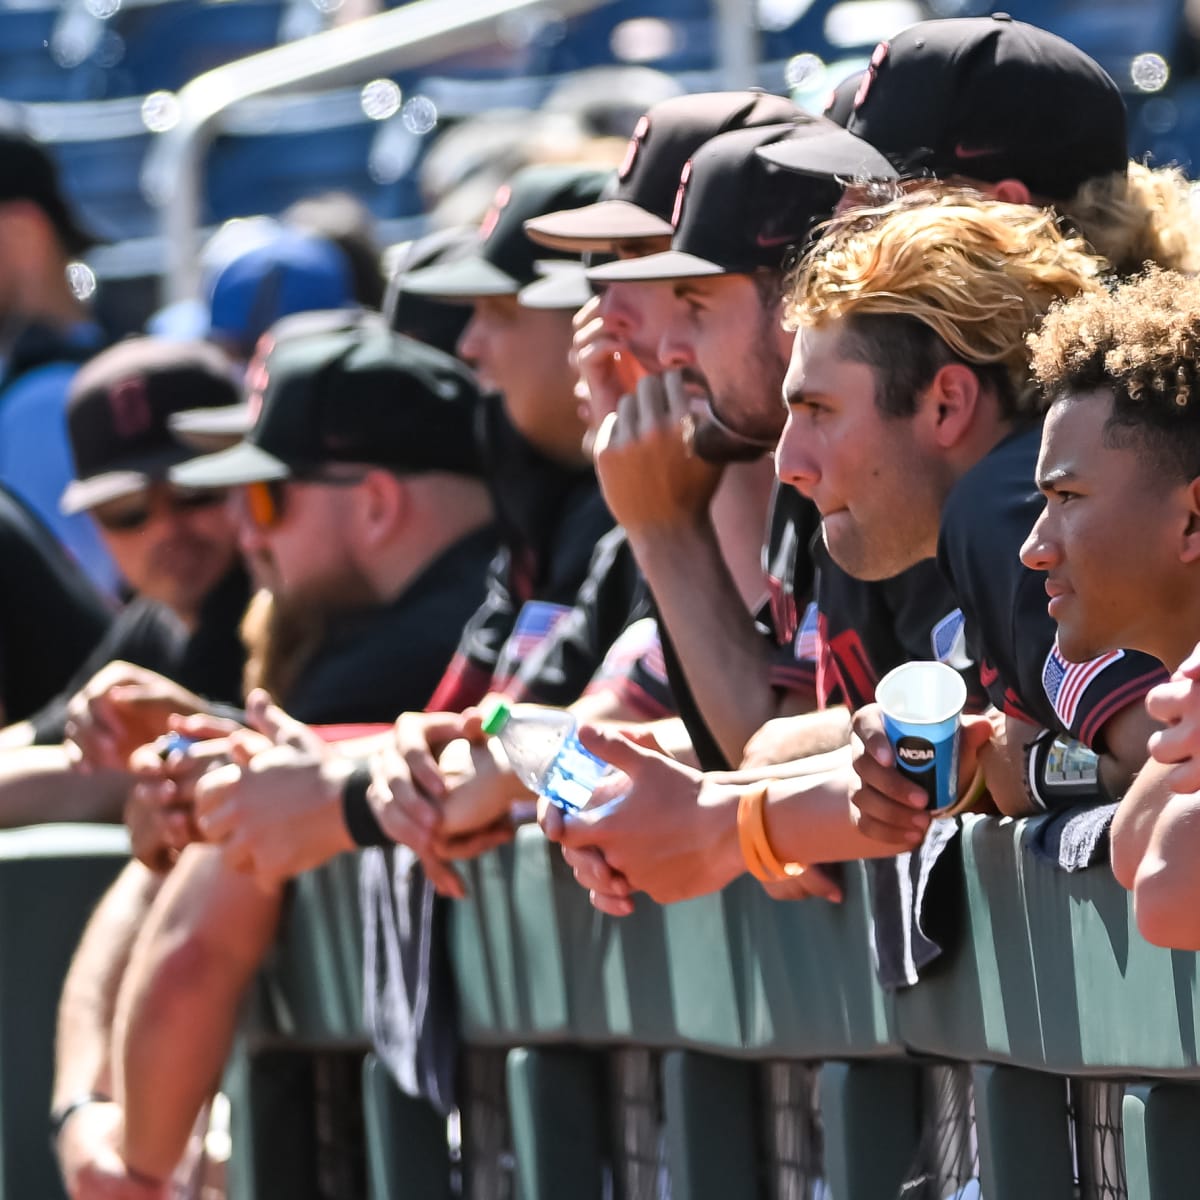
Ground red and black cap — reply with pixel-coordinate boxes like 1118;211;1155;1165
586;119;841;284
171;315;485;488
61;338;240;515
524;90;802;253
760;15;1127;201
400;164;609;301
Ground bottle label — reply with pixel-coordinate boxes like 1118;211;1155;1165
541;732;611;812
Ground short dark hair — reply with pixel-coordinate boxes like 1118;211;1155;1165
1029;267;1200;481
839;312;1016;419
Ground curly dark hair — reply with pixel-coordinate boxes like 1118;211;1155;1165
1029;266;1200;480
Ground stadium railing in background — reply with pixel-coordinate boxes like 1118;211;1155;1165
212;814;1200;1200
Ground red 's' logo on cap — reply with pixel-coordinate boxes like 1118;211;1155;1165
854;41;889;110
619;115;650;181
244;334;274;428
670;160;693;229
479;184;512;243
107;376;152;440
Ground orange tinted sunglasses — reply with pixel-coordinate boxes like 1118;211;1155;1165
241;473;366;531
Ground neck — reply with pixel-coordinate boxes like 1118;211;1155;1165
711;457;776;610
367;479;494;603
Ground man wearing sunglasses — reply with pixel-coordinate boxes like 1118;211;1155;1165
51;316;502;1196
0;338;250;820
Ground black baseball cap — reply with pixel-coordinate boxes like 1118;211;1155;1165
524;90;801;253
60;338;240;515
171;316;485;489
518;260;593;311
587;120;842;284
0;128;99;256
759;15;1128;201
400;164;610;301
168;308;365;451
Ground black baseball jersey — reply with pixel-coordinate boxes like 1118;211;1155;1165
427;396;612;711
0;484;112;725
286;525;497;725
813;542;986;715
760;480;823;703
507;526;673;717
937;424;1166;750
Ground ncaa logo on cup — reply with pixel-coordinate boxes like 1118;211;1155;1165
896;735;936;770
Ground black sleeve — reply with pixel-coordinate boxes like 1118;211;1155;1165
0;487;112;725
508;528;652;708
29;600;186;744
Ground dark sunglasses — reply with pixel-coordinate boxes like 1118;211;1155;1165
240;470;367;531
92;486;228;533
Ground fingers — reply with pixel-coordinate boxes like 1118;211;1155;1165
562;843;629;897
367;762;440;855
588;888;635;918
1146;677;1194;726
170;712;245;742
1177;643;1200;679
192;763;242;834
850;703;897;769
419;852;466;901
575;723;653;775
849;782;932;846
244;690;314;751
762;864;843;904
434;817;516;860
633;372;669;434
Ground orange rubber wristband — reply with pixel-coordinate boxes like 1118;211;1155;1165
738;784;805;882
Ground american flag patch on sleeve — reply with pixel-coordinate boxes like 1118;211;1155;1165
1042;644;1124;731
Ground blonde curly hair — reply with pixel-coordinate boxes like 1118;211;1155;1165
786;188;1107;416
1061;162;1200;278
1029;266;1200;479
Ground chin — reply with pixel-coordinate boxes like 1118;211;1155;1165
822;521;902;583
1054;624;1109;665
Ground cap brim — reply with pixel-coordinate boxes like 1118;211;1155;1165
524;200;674;253
170;441;292;489
756;126;898;181
586;250;726;284
60;446;198;515
518;263;593;310
400;256;520;301
168;403;253;451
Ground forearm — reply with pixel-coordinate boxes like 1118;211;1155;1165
763;766;920;864
628;520;781;763
1131;788;1200;948
713;742;852;787
0;746;130;827
53;861;164;1109
1111;757;1175;891
113;847;282;1181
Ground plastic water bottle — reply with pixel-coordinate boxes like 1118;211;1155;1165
481;700;612;812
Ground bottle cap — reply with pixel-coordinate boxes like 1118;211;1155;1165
480;698;512;737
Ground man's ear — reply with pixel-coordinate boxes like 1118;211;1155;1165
989;178;1033;206
1180;477;1200;563
919;362;982;449
357;469;407;547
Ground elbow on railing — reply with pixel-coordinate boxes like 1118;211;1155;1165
1132;852;1200;949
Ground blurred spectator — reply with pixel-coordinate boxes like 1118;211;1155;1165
0;337;248;829
283;191;386;311
53;316;499;1194
540;64;684;139
0;126;116;595
150;221;357;364
382;226;474;357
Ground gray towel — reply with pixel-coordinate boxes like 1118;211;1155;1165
1027;801;1117;872
359;847;458;1116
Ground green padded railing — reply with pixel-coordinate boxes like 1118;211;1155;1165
232;814;1200;1198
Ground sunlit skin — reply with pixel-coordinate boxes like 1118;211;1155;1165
1020;392;1200;669
458;295;585;464
233;479;374;611
94;483;238;626
658;274;792;461
775;321;948;580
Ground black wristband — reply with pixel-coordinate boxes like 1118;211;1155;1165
341;763;391;847
49;1092;111;1150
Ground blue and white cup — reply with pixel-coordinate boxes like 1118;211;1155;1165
875;661;967;816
